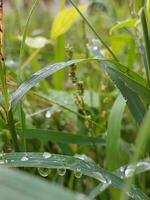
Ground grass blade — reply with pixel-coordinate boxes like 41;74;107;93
11;59;95;107
107;65;150;104
16;128;105;145
106;94;126;170
11;57;147;125
141;8;150;86
0;152;149;200
106;68;146;124
0;167;90;200
19;0;40;64
88;44;146;124
89;157;150;199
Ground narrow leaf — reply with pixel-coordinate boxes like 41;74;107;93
16;128;105;145
110;18;138;35
51;5;87;39
106;94;126;170
0;167;89;200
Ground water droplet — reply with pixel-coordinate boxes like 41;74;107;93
38;168;51;177
76;194;89;200
0;160;4;164
105;177;112;185
4;159;8;164
74;154;94;163
136;161;150;171
63;100;68;104
125;166;135;177
74;168;82;178
93;172;107;183
57;168;66;176
45;111;52;118
120;166;125;172
93;46;98;50
21;156;28;162
43;152;52;159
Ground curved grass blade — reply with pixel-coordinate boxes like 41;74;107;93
11;56;147;125
11;59;94;108
16;128;105;145
0;167;90;200
106;94;126;170
19;0;40;64
109;18;137;35
11;57;147;109
0;152;149;200
89;157;150;199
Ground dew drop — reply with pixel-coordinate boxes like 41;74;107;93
4;159;8;164
93;46;98;51
57;168;66;176
136;161;150;171
74;168;82;178
74;154;94;163
45;111;52;118
21;156;28;162
63;100;68;104
43;152;52;159
93;172;107;183
76;194;89;200
125;166;135;177
38;168;51;177
0;160;4;164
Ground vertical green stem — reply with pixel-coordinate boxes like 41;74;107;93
141;8;150;87
8;108;19;152
0;0;19;151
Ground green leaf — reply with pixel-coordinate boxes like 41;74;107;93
11;59;90;108
0;152;149;200
0;167;89;200
88;42;146;124
51;5;87;39
141;8;150;86
110;18;138;35
106;94;126;170
19;0;40;63
16;128;105;145
106;68;146;124
107;65;150;104
146;0;150;25
10;57;147;125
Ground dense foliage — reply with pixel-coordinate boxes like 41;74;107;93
0;0;150;199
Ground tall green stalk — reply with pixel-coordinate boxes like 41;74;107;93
0;0;19;151
141;8;150;87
